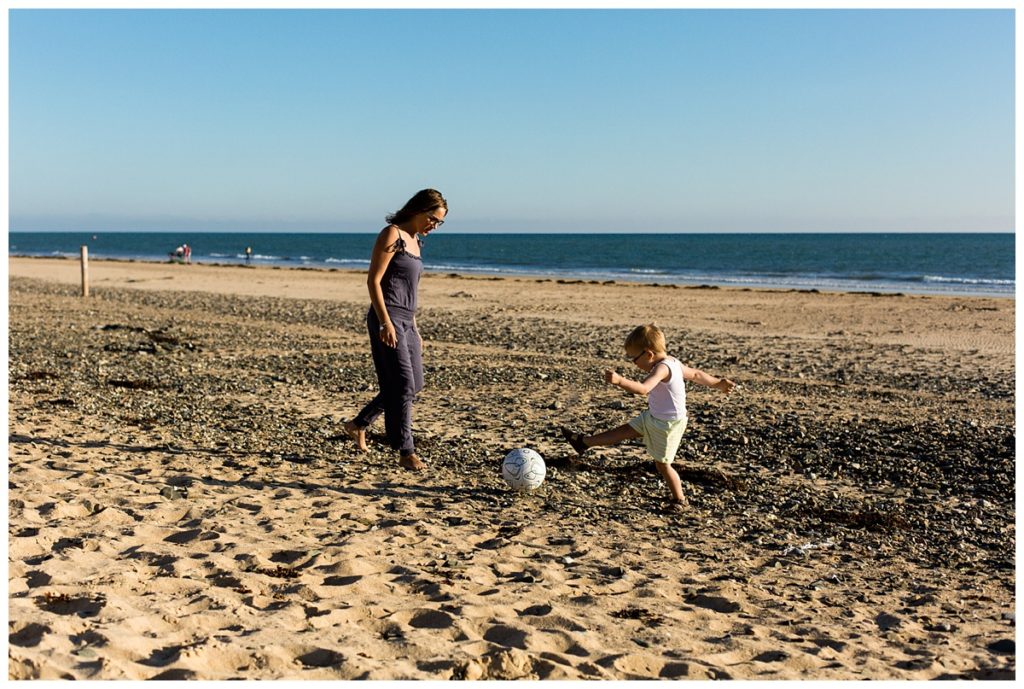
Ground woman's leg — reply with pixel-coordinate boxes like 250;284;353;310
371;319;423;468
389;320;421;457
353;390;385;429
357;313;424;469
398;323;425;470
347;312;388;451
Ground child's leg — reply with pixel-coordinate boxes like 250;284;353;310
585;423;640;448
655;462;687;503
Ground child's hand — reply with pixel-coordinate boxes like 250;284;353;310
604;369;620;386
715;378;737;394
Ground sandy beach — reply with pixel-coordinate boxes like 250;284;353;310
8;256;1015;680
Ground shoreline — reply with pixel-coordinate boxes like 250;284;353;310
8;253;1016;299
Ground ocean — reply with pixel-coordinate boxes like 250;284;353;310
8;232;1014;297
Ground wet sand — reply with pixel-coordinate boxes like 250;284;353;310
8;256;1016;679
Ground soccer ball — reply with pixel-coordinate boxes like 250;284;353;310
502;448;546;491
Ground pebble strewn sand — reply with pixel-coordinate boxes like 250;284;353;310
7;257;1016;680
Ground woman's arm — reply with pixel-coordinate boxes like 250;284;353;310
367;226;400;347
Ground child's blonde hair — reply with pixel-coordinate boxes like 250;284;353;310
625;323;667;354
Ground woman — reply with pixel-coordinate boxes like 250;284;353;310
344;189;448;470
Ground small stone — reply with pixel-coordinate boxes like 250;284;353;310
875;613;902;631
160;486;186;500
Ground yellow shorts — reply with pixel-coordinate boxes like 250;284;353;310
628;410;688;464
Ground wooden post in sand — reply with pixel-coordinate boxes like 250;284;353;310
80;246;89;297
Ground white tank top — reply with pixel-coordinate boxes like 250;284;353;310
648;357;687;421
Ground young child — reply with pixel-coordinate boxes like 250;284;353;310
561;323;736;512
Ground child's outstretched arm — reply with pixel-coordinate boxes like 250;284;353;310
604;365;671;396
683;366;736;393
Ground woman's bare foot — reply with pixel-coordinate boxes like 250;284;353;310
399;453;425;471
344;420;368;452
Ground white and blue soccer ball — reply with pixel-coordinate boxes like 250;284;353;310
502;448;546;491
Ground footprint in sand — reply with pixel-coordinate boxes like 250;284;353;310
376;607;461;643
138;644;184;667
483;624;529;650
207;571;247;591
163;529;204;544
70;629;108;648
530;629;592;659
121;548;178;573
407;609;457;629
297;648;346;668
25;571;51;588
9;621;50;647
52;537;84;553
233;501;263;514
685;592;742;613
659;661;704;679
597;652;722;680
35;593;105;618
269;549;309;564
75;657;107;678
148;669;197;680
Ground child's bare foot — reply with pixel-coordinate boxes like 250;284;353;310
399;453;425;471
344;420;368;452
560;427;589;455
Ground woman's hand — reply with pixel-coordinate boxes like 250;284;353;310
379;322;397;348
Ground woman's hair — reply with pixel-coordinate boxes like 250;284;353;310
625;323;667;354
386;189;448;226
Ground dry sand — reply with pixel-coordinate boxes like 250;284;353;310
7;256;1016;679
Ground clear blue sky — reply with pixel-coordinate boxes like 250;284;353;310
8;8;1015;233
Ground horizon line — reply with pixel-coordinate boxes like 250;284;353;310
7;228;1016;235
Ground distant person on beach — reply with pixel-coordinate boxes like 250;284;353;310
183;244;191;264
561;323;736;512
173;245;184;263
344;189;448;471
245;246;253;263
